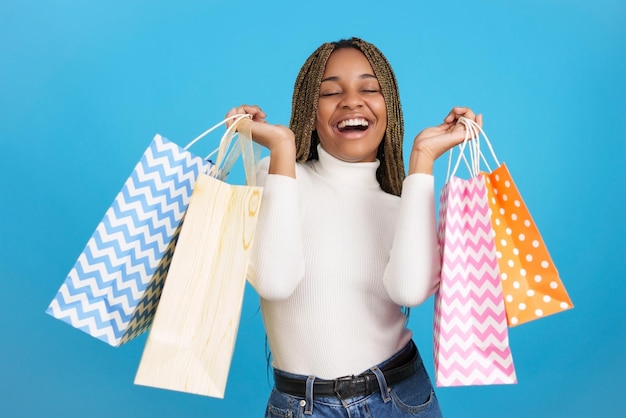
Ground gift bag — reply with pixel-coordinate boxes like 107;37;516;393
461;119;573;327
433;126;517;387
134;116;262;398
46;115;247;346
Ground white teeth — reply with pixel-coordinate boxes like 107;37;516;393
337;118;369;129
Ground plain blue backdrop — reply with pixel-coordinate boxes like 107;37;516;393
1;1;624;417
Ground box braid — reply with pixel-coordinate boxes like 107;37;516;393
289;37;406;196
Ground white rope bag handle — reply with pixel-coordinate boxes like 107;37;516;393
446;116;502;182
208;114;256;184
183;113;248;151
446;118;480;181
457;116;501;173
180;114;256;184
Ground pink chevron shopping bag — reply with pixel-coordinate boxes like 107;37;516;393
433;135;517;387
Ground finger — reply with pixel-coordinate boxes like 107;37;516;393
458;107;475;121
463;114;483;139
228;104;266;127
443;108;458;123
226;105;254;119
444;106;470;123
225;107;241;127
446;107;481;130
240;104;267;119
225;107;239;119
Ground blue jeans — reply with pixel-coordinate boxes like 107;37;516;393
265;342;443;417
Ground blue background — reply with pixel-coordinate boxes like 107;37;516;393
2;1;624;417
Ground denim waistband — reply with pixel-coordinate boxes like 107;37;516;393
273;340;420;400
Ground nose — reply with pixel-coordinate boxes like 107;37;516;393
340;89;364;109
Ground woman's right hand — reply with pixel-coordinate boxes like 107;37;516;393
226;105;295;151
226;104;296;178
408;107;482;175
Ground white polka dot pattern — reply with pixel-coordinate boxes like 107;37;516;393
481;163;573;327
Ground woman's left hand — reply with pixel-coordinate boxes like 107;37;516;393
408;107;483;175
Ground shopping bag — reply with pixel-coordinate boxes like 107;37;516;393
433;126;517;386
483;165;573;326
46;115;246;346
133;116;262;398
463;118;573;326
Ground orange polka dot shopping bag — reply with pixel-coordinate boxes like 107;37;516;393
458;118;573;327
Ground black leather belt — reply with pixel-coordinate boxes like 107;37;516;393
274;341;419;399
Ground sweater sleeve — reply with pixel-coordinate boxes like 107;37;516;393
383;173;441;307
247;158;305;300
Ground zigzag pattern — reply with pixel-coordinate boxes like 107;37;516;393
119;221;183;344
434;176;517;386
47;135;210;346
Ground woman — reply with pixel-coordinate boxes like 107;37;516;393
226;37;481;417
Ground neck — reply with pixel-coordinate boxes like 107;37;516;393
311;144;381;189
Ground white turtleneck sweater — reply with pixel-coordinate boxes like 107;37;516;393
247;145;440;380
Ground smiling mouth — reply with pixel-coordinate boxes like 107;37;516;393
337;118;369;132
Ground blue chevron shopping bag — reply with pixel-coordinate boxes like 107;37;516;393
46;115;251;347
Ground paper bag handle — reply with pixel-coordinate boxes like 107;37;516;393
446;117;502;181
457;117;501;172
446;120;477;180
179;113;258;185
183;113;250;174
183;113;248;151
208;115;258;186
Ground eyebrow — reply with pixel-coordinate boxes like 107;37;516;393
320;74;378;83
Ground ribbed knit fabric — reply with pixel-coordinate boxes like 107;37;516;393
248;145;440;379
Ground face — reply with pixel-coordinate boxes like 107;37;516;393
315;48;387;163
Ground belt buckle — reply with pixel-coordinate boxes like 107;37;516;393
333;375;358;399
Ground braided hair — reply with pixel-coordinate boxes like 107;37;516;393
289;37;405;196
